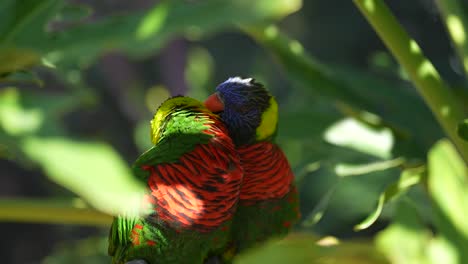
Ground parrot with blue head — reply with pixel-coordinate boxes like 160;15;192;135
204;77;300;262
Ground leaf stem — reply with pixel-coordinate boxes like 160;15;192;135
353;0;468;163
0;198;112;226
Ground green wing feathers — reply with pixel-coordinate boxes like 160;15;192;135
108;217;138;263
108;96;243;264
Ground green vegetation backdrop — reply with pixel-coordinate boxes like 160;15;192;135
1;0;467;263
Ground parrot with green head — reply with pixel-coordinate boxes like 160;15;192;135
108;96;244;264
204;77;300;262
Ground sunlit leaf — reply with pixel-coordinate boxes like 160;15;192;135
334;157;405;177
0;88;44;136
376;201;431;263
427;236;459;264
354;195;385;231
235;233;388;264
428;139;468;239
354;166;424;231
324;117;394;159
21;137;146;216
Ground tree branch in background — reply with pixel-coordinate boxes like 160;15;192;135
353;0;468;163
0;198;112;226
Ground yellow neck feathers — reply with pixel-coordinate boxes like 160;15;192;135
256;96;278;141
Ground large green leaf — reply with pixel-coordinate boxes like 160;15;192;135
34;0;301;66
0;0;301;74
324;117;395;159
376;201;432;264
0;0;63;43
21;137;145;216
427;139;468;263
428;139;468;239
0;0;64;75
235;234;388;264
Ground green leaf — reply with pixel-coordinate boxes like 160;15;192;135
36;0;302;65
21;137;146;216
1;0;301;73
0;0;63;75
0;88;44;136
354;195;385;231
457;119;468;142
324;117;394;159
334;157;405;177
235;234;388;264
246;26;444;159
302;183;337;227
354;166;425;231
0;0;63;44
0;47;40;76
244;25;370;108
426;236;459;264
428;139;468;239
376;201;432;263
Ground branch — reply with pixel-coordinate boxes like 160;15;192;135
0;198;112;226
353;0;468;163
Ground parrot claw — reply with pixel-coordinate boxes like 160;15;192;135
125;260;148;264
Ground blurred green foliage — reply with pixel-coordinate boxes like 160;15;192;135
1;0;468;263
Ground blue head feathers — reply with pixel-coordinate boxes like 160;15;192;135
205;77;274;146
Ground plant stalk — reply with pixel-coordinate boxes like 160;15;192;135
353;0;468;163
0;198;112;226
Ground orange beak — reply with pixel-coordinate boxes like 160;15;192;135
204;93;224;113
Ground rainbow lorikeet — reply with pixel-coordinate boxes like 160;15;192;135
108;96;244;264
204;77;300;261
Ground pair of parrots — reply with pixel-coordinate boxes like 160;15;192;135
108;77;300;264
